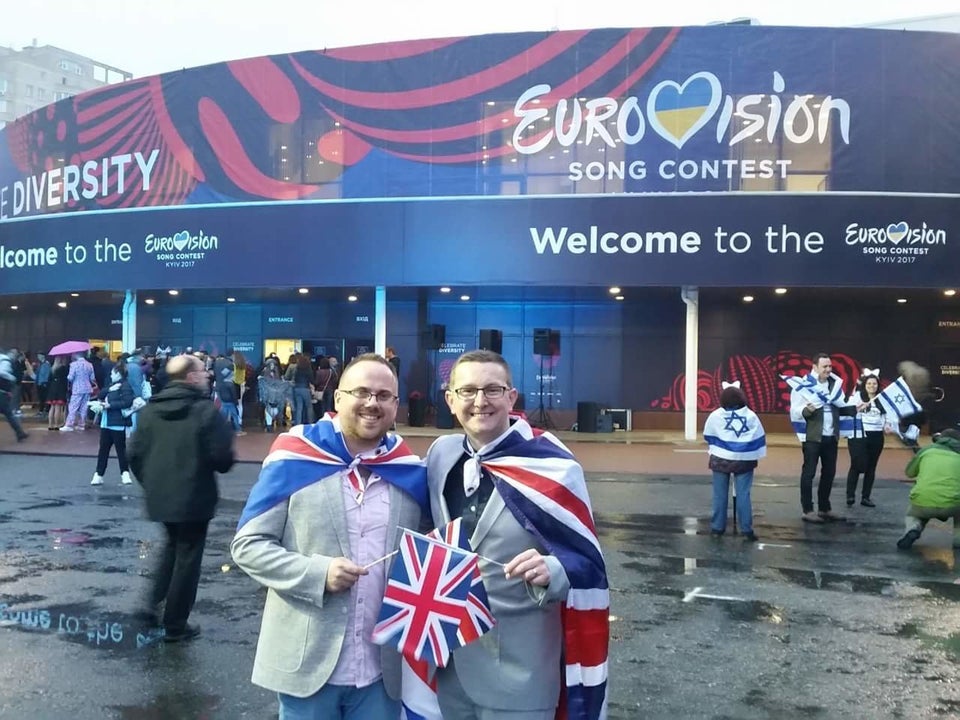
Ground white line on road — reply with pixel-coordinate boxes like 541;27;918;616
682;587;747;603
756;543;793;549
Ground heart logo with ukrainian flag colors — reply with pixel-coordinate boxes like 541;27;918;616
173;230;190;252
647;72;722;149
886;222;908;244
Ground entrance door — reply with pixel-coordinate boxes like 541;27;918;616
264;339;301;365
302;338;345;365
88;338;123;361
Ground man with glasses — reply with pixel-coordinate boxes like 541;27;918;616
426;350;609;720
232;353;428;720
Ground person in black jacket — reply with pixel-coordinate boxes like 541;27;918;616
90;361;136;486
128;354;236;642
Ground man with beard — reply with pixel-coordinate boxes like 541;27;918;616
232;353;427;720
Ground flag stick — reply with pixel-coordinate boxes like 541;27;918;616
399;528;508;567
362;550;398;571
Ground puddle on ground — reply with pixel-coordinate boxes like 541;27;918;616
0;600;166;651
111;691;222;720
20;499;73;511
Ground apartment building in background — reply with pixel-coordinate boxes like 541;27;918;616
0;42;131;128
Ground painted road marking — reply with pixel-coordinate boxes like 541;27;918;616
682;587;746;603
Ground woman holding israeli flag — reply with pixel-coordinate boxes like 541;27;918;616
845;370;887;508
703;381;767;542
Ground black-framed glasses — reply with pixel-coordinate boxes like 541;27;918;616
340;387;399;403
450;385;511;400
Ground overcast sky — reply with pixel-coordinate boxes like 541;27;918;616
2;0;958;77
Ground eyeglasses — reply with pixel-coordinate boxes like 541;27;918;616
341;388;398;403
450;385;511;400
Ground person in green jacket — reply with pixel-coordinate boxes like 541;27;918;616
897;428;960;550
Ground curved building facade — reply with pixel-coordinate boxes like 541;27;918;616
1;26;958;426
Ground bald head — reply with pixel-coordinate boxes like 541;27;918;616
166;354;205;386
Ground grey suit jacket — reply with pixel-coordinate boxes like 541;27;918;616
230;472;422;698
426;434;570;712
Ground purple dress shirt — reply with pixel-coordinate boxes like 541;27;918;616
328;470;391;687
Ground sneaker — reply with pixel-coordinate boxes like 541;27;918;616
818;510;846;522
90;473;104;486
897;529;921;550
163;623;201;643
235;431;247;437
801;511;825;523
59;426;74;432
743;532;759;542
846;497;855;507
121;471;133;485
860;498;876;508
16;433;29;442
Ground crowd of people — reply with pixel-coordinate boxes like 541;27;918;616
705;351;955;551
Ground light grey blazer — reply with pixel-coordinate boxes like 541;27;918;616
230;472;422;698
426;434;570;712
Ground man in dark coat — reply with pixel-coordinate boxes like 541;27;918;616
128;354;236;642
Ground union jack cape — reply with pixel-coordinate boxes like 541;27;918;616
476;417;609;720
236;415;428;529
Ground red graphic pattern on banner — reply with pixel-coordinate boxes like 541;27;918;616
654;351;866;412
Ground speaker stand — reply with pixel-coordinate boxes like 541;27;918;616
529;354;556;430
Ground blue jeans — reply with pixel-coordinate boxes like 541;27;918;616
220;402;241;432
292;387;313;425
279;681;397;720
711;470;754;534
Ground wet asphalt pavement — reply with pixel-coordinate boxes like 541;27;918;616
2;454;960;719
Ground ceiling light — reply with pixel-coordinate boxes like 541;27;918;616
945;289;957;297
57;301;67;308
347;294;358;302
440;286;451;293
298;288;309;294
486;101;495;106
168;289;179;296
774;288;787;295
70;292;79;297
609;286;621;294
742;295;754;303
460;294;470;301
9;305;18;310
226;297;236;303
144;298;155;305
897;298;907;304
615;295;624;301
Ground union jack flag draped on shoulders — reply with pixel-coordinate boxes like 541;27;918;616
480;417;610;720
371;530;479;668
236;415;428;529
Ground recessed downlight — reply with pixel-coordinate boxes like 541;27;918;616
742;295;754;303
144;298;155;305
168;289;179;296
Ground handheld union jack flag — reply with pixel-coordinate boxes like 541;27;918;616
372;529;477;667
427;518;495;644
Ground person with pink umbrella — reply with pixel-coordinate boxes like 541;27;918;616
62;351;97;432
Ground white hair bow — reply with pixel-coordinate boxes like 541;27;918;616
721;380;741;389
861;367;880;378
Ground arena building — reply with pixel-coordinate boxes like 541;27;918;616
1;25;958;431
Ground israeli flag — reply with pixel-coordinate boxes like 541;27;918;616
781;373;843;407
878;376;923;420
